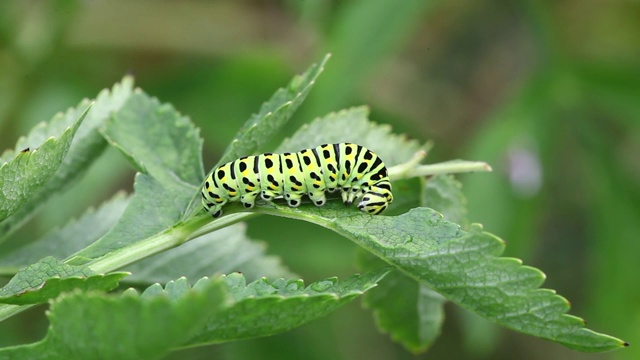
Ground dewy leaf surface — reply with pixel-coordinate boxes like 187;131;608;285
216;54;331;167
125;223;294;285
0;106;88;224
249;203;626;352
183;269;388;346
0;256;127;305
0;77;134;241
0;277;229;360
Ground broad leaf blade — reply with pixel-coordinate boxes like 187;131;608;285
216;54;331;167
183;269;388;346
247;203;627;352
362;175;463;353
73;91;204;263
0;256;127;305
0;277;229;360
0;106;88;223
340;209;626;352
101;90;204;188
0;77;134;241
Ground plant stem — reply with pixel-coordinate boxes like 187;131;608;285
389;158;492;181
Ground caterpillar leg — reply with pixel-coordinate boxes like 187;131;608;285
202;192;227;218
261;189;279;202
284;192;304;207
240;192;260;209
203;201;224;218
308;191;327;207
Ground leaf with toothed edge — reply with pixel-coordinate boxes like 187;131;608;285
0;277;229;359
275;105;421;167
182;269;390;346
0;256;128;305
0;271;388;359
0;77;134;242
215;54;332;168
244;201;628;352
0;106;89;225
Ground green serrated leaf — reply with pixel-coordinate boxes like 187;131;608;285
423;174;499;354
0;273;128;306
344;209;627;352
125;223;294;285
248;204;627;352
101;90;204;188
0;77;134;241
0;277;229;360
0;105;89;224
216;54;331;167
361;175;465;353
0;192;129;274
183;269;389;346
276;106;421;166
0;256;127;305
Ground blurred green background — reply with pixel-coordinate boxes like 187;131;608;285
1;1;638;359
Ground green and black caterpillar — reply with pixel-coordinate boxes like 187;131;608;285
202;143;393;218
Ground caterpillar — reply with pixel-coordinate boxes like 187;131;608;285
202;143;393;218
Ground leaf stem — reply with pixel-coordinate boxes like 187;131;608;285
389;156;492;181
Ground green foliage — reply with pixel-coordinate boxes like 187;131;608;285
0;78;135;242
0;56;627;359
0;272;384;360
0;256;127;305
184;270;388;346
216;53;331;167
0;277;229;360
124;223;294;285
0;106;87;230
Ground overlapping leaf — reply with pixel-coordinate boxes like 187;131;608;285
0;256;127;305
0;277;228;360
0;77;134;241
246;202;626;352
184;269;389;346
0;271;387;359
276;106;420;166
216;54;331;167
0;107;88;225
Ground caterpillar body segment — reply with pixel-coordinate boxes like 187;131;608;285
202;143;392;218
